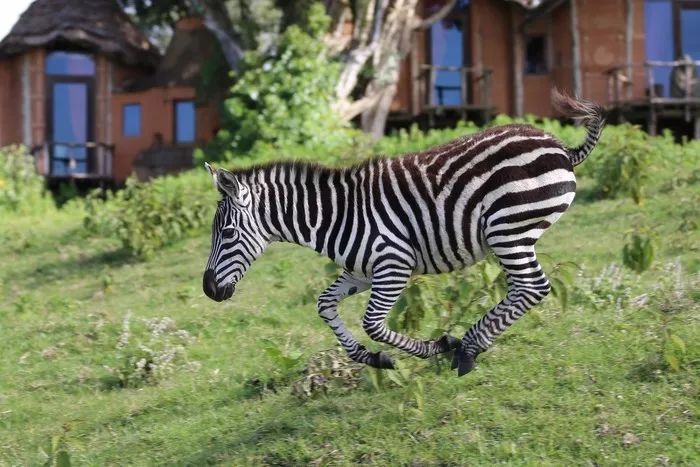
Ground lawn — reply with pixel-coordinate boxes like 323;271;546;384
0;173;698;465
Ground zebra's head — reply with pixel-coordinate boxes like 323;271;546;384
203;163;267;302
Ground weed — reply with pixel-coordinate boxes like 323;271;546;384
105;313;199;388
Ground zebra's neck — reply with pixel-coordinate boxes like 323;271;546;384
244;162;351;257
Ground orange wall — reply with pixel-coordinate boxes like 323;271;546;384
391;0;647;119
471;0;513;115
111;86;219;181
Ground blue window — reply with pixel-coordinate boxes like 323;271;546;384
680;7;700;60
645;0;673;95
174;100;196;144
46;51;95;76
122;104;141;137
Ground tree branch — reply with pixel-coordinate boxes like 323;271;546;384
413;0;457;30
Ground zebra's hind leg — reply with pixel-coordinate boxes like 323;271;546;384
317;271;394;369
361;266;461;360
453;245;551;376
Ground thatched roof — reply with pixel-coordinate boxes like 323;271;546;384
0;0;160;68
123;18;227;92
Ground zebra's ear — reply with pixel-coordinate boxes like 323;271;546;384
216;168;240;199
204;162;217;188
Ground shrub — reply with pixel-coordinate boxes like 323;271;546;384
0;145;50;212
375;121;480;157
581;123;653;204
84;170;216;259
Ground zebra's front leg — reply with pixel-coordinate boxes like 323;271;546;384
453;247;551;376
317;270;394;369
361;268;461;359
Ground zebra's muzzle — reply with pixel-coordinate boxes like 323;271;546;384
203;269;235;302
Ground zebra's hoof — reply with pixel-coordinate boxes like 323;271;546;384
451;347;477;377
368;351;395;369
436;334;461;353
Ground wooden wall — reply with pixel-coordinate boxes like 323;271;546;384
391;0;647;120
0;56;23;146
471;0;513;115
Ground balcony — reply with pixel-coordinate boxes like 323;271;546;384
32;142;114;181
606;59;700;137
420;64;493;113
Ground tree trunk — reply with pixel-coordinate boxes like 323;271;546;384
330;0;458;139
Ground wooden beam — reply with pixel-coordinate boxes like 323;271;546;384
512;6;524;116
625;0;634;100
21;54;31;147
569;0;582;96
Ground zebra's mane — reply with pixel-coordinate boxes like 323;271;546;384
228;156;389;179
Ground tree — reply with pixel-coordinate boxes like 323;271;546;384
122;0;460;139
326;0;458;139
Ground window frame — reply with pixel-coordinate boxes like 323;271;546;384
524;34;549;75
173;99;196;145
122;103;142;138
673;0;700;58
44;49;95;175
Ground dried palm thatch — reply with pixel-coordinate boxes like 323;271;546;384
0;0;159;68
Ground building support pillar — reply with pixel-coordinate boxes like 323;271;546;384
570;0;582;96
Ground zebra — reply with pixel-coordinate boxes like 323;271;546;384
202;90;605;376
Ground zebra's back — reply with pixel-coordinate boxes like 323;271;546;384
375;124;576;274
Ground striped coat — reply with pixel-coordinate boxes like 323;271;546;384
203;91;605;376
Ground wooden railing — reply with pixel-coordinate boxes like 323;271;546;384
420;65;493;110
606;59;700;106
31;141;114;179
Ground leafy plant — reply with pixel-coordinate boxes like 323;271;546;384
41;428;71;467
0;145;51;212
583;124;653;204
622;229;656;273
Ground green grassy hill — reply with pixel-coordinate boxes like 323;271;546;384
1;175;698;465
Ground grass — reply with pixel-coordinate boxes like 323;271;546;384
0;174;698;465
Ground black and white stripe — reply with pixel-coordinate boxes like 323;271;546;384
203;91;606;376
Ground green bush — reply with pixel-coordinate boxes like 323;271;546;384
580;124;653;204
207;3;353;162
0;145;50;212
84;170;216;259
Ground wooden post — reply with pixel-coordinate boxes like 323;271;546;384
21;54;31;147
625;0;634;100
411;30;420;116
428;66;436;107
473;1;484;106
512;6;524;117
570;0;582;96
694;114;700;140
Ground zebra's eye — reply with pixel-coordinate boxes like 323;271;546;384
221;226;239;239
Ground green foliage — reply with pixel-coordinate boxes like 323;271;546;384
84;171;216;259
582;124;653;204
41;428;72;467
622;228;656;273
389;256;508;340
375;121;481;156
209;3;352;161
0;145;50;212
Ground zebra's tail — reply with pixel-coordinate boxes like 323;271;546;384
551;88;606;167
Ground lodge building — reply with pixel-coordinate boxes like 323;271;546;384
0;0;698;184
